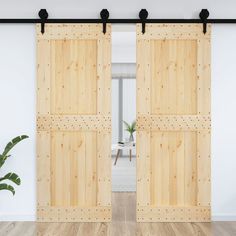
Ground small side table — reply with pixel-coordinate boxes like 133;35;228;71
112;143;136;165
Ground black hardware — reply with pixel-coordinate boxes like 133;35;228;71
0;10;236;25
0;18;236;24
139;9;148;34
38;9;48;34
199;9;209;34
100;9;109;34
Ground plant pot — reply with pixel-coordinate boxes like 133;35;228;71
129;133;134;142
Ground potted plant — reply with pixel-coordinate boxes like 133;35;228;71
0;135;28;195
123;120;136;142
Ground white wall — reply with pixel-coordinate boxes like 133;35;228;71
211;25;236;220
0;25;36;221
0;0;236;18
0;2;236;221
112;31;135;63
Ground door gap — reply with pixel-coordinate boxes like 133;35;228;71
111;26;136;221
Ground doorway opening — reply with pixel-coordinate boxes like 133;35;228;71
111;25;136;221
111;25;136;192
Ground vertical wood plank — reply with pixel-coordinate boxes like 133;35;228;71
97;25;111;116
37;40;50;115
37;131;50;207
37;35;51;212
97;131;111;207
151;40;162;114
62;132;71;206
137;24;151;208
51;132;71;206
184;132;197;206
150;132;162;206
137;38;151;116
197;34;211;115
77;132;86;206
137;131;151;207
197;131;211;206
184;40;197;114
176;41;185;114
169;132;177;205
151;40;169;115
168;40;177;114
160;132;169;205
96;24;111;208
85;132;97;206
197;26;211;207
70;132;79;206
176;132;185;205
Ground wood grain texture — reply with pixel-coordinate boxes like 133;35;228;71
50;131;97;207
37;24;111;222
37;131;50;207
51;40;97;115
36;24;111;40
1;194;235;236
37;40;50;115
136;24;211;222
136;115;211;131
37;115;111;131
137;24;211;40
150;39;197;115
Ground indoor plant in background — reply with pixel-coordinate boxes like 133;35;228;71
123;120;136;142
0;135;28;195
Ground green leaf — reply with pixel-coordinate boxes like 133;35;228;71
0;173;21;185
0;154;4;168
0;155;11;169
0;183;15;195
123;120;136;134
131;121;136;132
2;135;29;159
123;120;131;130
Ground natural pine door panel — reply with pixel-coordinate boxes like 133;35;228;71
50;131;97;207
37;24;111;222
136;24;211;222
150;131;197;207
150;40;197;115
51;40;97;115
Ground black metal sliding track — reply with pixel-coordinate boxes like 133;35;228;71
1;19;236;24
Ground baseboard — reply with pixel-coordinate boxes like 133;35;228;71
212;214;236;221
0;214;35;221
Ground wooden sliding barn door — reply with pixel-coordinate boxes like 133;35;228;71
36;24;111;222
136;24;211;222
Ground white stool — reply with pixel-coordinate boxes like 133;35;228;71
112;143;136;165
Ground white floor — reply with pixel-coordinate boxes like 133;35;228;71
112;157;136;191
